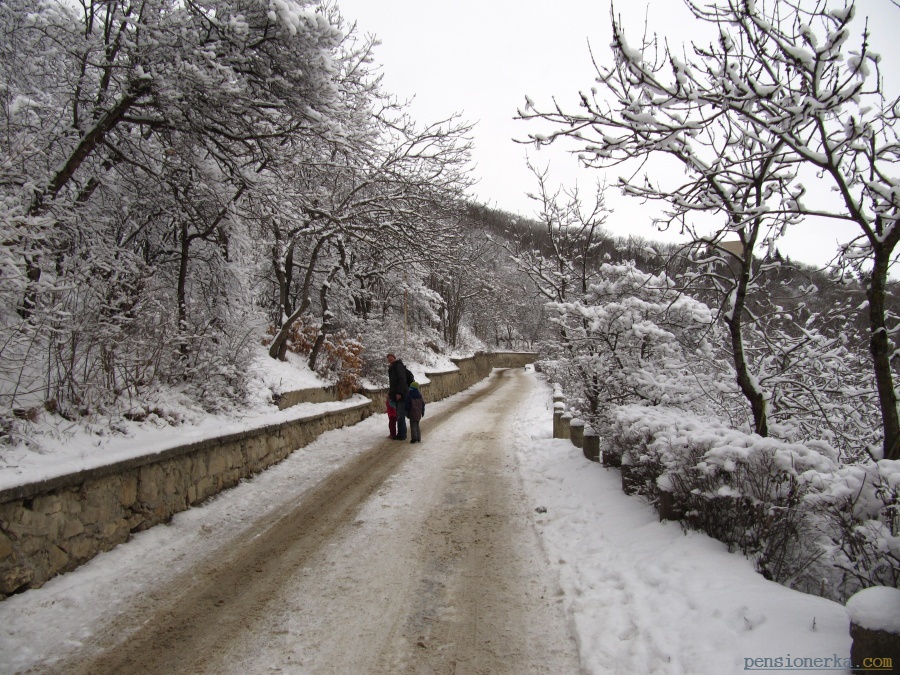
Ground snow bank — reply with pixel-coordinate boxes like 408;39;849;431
514;375;851;674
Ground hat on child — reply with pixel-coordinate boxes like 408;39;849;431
410;382;419;389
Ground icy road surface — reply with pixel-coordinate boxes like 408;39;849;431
6;368;581;674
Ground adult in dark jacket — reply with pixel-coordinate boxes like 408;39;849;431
386;353;409;440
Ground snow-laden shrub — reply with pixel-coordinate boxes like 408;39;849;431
264;315;364;399
608;404;900;599
805;459;900;599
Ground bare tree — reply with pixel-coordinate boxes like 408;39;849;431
519;0;898;459
261;109;474;362
494;163;613;416
494;160;609;306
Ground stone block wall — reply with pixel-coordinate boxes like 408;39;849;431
0;403;371;597
489;352;538;369
0;351;536;598
274;385;343;410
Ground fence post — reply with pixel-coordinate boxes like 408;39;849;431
553;402;565;438
570;418;584;448
560;413;572;440
583;427;600;462
552;384;565;407
658;490;684;522
847;587;900;673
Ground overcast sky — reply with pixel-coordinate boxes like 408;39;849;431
335;0;900;268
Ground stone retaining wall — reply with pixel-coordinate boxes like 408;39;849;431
482;352;537;369
0;351;536;598
274;384;342;410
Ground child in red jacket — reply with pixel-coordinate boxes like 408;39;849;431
386;397;398;439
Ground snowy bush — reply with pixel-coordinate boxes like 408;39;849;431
263;315;364;399
805;460;900;599
608;404;900;600
532;251;895;599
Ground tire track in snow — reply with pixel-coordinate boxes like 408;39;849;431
43;371;522;674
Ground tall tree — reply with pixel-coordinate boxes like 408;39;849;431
0;0;352;420
519;0;899;459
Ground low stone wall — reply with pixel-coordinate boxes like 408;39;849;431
485;352;536;369
274;385;342;410
421;352;493;401
0;402;371;597
279;352;535;414
0;351;536;598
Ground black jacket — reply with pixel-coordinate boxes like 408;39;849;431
388;359;409;400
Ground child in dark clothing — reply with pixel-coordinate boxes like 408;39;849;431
405;382;425;443
386;397;397;438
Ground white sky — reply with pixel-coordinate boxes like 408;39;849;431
336;0;900;268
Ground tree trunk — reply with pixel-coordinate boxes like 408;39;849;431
268;236;329;361
868;245;900;460
447;292;462;348
273;243;291;325
177;222;190;358
20;86;149;317
308;261;342;371
31;86;148;215
18;256;42;319
729;313;769;437
727;245;769;437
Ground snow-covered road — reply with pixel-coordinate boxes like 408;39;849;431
1;368;580;674
0;367;852;674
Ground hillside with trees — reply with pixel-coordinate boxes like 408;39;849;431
0;0;896;607
0;0;488;442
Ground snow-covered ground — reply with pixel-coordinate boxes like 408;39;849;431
514;374;851;674
0;367;852;674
